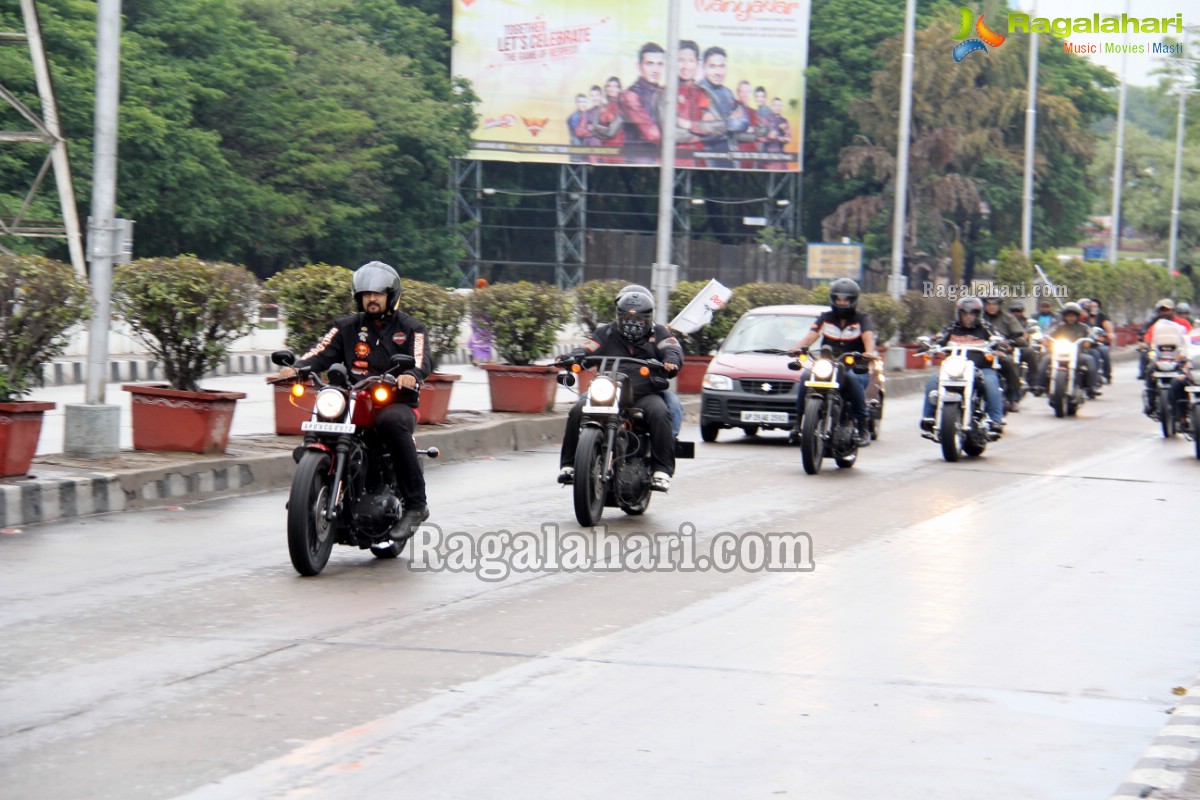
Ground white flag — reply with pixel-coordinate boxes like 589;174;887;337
668;279;733;335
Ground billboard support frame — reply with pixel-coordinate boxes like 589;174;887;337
450;157;483;288
556;163;588;289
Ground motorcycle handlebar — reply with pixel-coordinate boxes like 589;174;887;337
556;354;670;372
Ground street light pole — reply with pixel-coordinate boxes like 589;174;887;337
1021;25;1039;258
1108;1;1130;265
652;0;681;324
1167;26;1195;276
888;0;916;300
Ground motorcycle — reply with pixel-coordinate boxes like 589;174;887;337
1045;330;1099;418
1142;342;1189;438
1016;323;1046;398
269;351;439;576
786;347;873;474
557;354;693;527
919;337;1004;462
1183;362;1200;459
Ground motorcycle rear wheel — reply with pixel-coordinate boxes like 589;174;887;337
800;396;825;475
940;408;960;462
573;427;608;527
287;452;336;577
1160;388;1176;438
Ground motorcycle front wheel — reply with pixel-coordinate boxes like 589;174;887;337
940;407;960;462
1160;388;1176;438
1051;371;1067;418
287;452;337;576
800;396;825;475
573;427;608;527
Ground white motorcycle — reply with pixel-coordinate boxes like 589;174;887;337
919;337;1004;462
1045;329;1099;418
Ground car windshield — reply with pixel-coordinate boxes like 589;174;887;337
721;313;815;353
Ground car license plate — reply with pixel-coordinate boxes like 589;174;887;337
301;420;356;434
740;411;789;424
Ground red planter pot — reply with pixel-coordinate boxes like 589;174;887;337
270;378;315;435
0;401;54;478
902;344;928;370
675;354;714;394
481;364;559;413
122;384;247;454
417;373;462;425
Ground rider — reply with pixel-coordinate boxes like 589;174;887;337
982;295;1028;412
557;289;683;491
1138;299;1192;379
1038;301;1101;398
616;283;685;437
1082;298;1115;383
276;261;432;539
788;278;878;447
1035;299;1058;330
1142;302;1191;417
1177;302;1194;327
919;296;1006;434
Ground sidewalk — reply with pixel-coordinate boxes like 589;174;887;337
2;360;937;528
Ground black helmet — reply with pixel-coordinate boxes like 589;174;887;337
956;296;983;325
353;261;401;315
616;290;654;342
615;283;652;308
1061;301;1082;318
828;278;860;320
1008;300;1025;314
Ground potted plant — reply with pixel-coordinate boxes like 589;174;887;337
897;291;952;369
667;280;748;393
0;255;90;477
262;263;354;434
401;280;467;424
470;281;571;412
114;256;259;453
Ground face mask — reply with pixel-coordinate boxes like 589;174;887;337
620;318;649;341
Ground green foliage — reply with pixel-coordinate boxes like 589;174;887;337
573;280;627;335
469;282;570;366
667;280;750;355
858;293;903;344
1032;255;1190;323
402;280;466;372
897;291;953;342
994;248;1032;290
0;255;90;401
263;263;354;352
113;256;259;392
734;282;813;308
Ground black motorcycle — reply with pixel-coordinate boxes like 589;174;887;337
558;354;693;527
787;347;873;475
1142;343;1188;438
269;351;438;576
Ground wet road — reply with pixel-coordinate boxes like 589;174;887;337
2;370;1198;799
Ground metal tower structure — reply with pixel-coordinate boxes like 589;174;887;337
448;157;482;287
0;0;85;273
555;163;587;289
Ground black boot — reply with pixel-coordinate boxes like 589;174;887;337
396;505;430;541
854;418;871;447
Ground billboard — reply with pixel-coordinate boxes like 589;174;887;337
806;243;864;281
451;0;810;171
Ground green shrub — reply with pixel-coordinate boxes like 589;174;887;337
734;282;812;309
402;280;466;372
114;256;259;392
898;291;952;342
263;263;354;352
858;293;904;343
0;255;90;401
573;279;627;335
469;281;570;365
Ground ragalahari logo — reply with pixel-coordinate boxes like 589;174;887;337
951;7;1006;62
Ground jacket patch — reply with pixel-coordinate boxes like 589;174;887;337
301;326;338;361
353;360;369;370
392;332;407;346
354;342;371;358
412;332;426;370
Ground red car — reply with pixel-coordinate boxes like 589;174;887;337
698;304;885;442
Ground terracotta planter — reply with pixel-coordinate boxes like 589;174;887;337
481;364;559;413
0;401;54;478
417;372;462;425
269;378;315;435
902;344;928;370
122;384;247;454
675;354;714;394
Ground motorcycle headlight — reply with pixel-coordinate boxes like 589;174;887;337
812;359;835;380
315;387;348;420
703;373;734;391
588;376;618;405
941;355;968;380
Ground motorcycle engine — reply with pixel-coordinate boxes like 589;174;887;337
352;486;401;538
831;423;854;452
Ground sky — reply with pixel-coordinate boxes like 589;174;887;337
1024;0;1189;87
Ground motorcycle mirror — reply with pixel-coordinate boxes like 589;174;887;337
327;363;350;386
557;372;576;387
271;350;297;367
390;354;415;369
787;361;803;371
916;336;931;347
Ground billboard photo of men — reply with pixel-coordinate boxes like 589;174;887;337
697;46;745;167
675;40;726;168
618;42;665;164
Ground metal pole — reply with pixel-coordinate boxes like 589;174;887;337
84;0;121;407
1108;2;1129;265
888;0;916;300
20;0;85;275
1167;27;1192;276
652;0;680;324
1021;27;1039;258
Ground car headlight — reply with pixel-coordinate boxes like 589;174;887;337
315;387;348;420
588;376;618;405
941;355;967;380
703;373;734;391
811;359;835;380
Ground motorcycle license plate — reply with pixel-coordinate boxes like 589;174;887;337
804;380;838;389
740;411;789;424
1153;372;1180;379
301;420;356;434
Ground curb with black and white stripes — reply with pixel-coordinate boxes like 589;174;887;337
40;353;278;387
1112;677;1200;799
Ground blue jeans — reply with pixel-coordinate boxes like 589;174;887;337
1094;344;1111;380
922;368;1003;424
664;390;683;437
795;368;869;420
